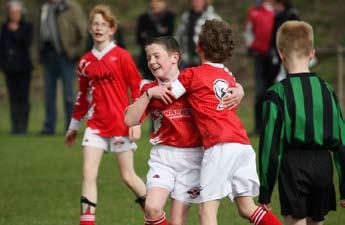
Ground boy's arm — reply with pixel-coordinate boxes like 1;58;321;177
68;61;90;131
258;90;285;204
125;85;173;127
123;52;142;101
65;62;89;146
222;82;245;109
332;93;345;202
125;88;151;127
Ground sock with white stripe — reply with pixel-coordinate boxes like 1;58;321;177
144;212;168;225
80;196;96;225
250;207;282;225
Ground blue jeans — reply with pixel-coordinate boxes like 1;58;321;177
42;48;76;133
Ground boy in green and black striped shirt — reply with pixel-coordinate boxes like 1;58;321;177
258;21;345;225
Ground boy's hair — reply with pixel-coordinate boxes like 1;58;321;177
276;20;314;58
89;4;117;29
145;36;181;56
198;19;235;63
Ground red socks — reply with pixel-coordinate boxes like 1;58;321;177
80;208;95;225
80;197;96;225
250;207;282;225
145;212;168;225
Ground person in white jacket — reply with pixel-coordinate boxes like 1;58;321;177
175;0;221;68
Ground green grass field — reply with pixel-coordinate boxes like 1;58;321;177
0;78;344;225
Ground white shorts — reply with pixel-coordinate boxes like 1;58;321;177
199;143;260;202
146;144;204;204
82;127;137;152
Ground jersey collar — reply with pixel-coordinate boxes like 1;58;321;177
157;71;180;86
204;62;230;73
92;41;116;60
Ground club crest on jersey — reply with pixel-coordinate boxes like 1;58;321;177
213;79;229;110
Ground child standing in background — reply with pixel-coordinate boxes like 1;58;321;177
64;5;146;225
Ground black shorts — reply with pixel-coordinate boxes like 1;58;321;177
278;149;336;221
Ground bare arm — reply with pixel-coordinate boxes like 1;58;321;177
222;82;245;109
125;90;151;127
125;86;173;127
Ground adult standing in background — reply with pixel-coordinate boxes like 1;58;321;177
244;0;275;135
175;0;221;68
136;0;175;80
38;0;87;135
0;0;33;135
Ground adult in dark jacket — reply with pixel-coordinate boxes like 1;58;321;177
0;0;33;134
268;0;299;82
136;0;175;80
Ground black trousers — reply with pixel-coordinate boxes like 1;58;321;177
253;54;278;132
4;71;31;134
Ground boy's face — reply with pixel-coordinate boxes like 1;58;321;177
146;43;179;82
89;13;116;45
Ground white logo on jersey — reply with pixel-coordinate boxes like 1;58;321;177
109;56;117;61
213;79;229;110
78;59;91;77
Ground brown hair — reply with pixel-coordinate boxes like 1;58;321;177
89;4;117;29
276;20;314;58
198;19;235;63
145;36;181;58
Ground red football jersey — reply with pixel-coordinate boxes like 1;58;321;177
141;81;202;148
171;63;250;149
69;42;141;137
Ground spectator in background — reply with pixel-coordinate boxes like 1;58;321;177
0;0;33;135
269;0;299;82
175;0;221;68
244;0;275;135
136;0;175;80
38;0;87;135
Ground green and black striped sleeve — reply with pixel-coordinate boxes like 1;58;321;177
258;84;285;204
331;92;345;200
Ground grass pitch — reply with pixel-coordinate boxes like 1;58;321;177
0;89;344;225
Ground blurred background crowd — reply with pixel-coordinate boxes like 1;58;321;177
0;0;344;135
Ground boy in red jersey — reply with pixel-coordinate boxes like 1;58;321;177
170;19;283;225
64;5;146;225
125;36;244;225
